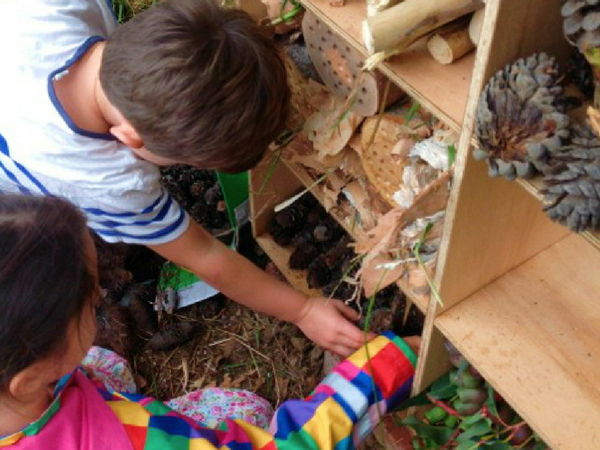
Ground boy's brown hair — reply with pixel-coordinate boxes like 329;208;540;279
100;0;290;173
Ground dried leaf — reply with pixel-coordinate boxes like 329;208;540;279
305;100;363;158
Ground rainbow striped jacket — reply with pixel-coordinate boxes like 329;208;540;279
0;332;416;449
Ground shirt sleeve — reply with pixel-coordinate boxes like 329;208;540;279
106;332;417;449
83;186;190;245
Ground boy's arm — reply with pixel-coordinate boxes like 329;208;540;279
148;220;370;356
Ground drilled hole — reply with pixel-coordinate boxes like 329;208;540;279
358;99;364;104
321;36;326;42
361;87;367;93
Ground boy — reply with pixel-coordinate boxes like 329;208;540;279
0;0;369;356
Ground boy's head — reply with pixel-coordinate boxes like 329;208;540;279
100;0;290;173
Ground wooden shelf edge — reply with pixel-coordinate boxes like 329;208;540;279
255;234;323;297
283;159;430;313
517;178;600;251
435;234;600;449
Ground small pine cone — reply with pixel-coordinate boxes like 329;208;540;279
475;53;570;180
273;199;309;229
289;244;319;270
542;125;600;232
562;0;600;53
307;256;332;288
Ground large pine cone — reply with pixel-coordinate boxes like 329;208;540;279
475;53;570;180
542;125;600;232
562;0;600;53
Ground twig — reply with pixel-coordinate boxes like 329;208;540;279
425;394;459;417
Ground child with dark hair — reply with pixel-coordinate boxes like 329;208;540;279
0;194;419;449
0;0;366;356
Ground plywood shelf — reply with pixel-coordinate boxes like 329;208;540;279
256;234;323;297
299;0;474;132
436;233;600;449
283;160;430;313
517;177;600;251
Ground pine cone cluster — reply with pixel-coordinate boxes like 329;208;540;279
542;125;600;231
474;53;570;180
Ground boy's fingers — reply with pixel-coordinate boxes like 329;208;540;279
331;344;355;358
335;301;360;321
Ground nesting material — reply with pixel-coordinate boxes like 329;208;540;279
302;11;402;116
475;53;570;180
360;114;431;205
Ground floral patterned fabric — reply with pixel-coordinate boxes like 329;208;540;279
82;346;273;428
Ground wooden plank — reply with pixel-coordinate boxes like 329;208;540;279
249;155;304;237
256;234;323;297
432;0;572;313
300;0;475;131
436;234;600;449
518;178;600;251
413;0;572;393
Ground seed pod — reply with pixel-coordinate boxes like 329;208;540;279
452;399;481;416
475;53;570;180
542;124;600;232
457;387;487;405
456;370;483;389
444;415;459;428
510;424;533;446
424;406;449;424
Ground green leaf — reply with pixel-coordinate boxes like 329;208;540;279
460;412;483;428
482;442;513;450
485;384;499;417
404;102;421;122
456;419;493;443
456;439;479;450
392;390;431;411
401;416;454;445
429;373;458;400
447;144;456;167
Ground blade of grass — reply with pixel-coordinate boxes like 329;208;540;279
413;223;444;307
273;170;331;212
404;102;421;123
447;144;456;167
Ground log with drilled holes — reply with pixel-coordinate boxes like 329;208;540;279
302;11;403;116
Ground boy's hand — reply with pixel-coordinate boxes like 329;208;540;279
294;297;376;357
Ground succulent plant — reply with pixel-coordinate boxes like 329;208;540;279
562;0;600;105
474;53;570;180
542;124;600;232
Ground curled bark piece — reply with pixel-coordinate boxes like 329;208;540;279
362;0;483;55
427;17;475;65
475;53;570;180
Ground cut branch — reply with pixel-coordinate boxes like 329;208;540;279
427;17;475;65
362;0;483;55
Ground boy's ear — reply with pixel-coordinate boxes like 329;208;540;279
110;121;144;149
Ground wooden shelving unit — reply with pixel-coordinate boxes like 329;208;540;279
248;0;600;447
300;0;474;131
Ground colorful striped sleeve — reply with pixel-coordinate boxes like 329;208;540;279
105;332;417;450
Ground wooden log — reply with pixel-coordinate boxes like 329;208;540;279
362;0;483;55
427;17;475;65
366;0;403;18
468;8;485;45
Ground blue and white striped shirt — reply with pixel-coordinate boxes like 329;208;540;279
0;0;189;244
